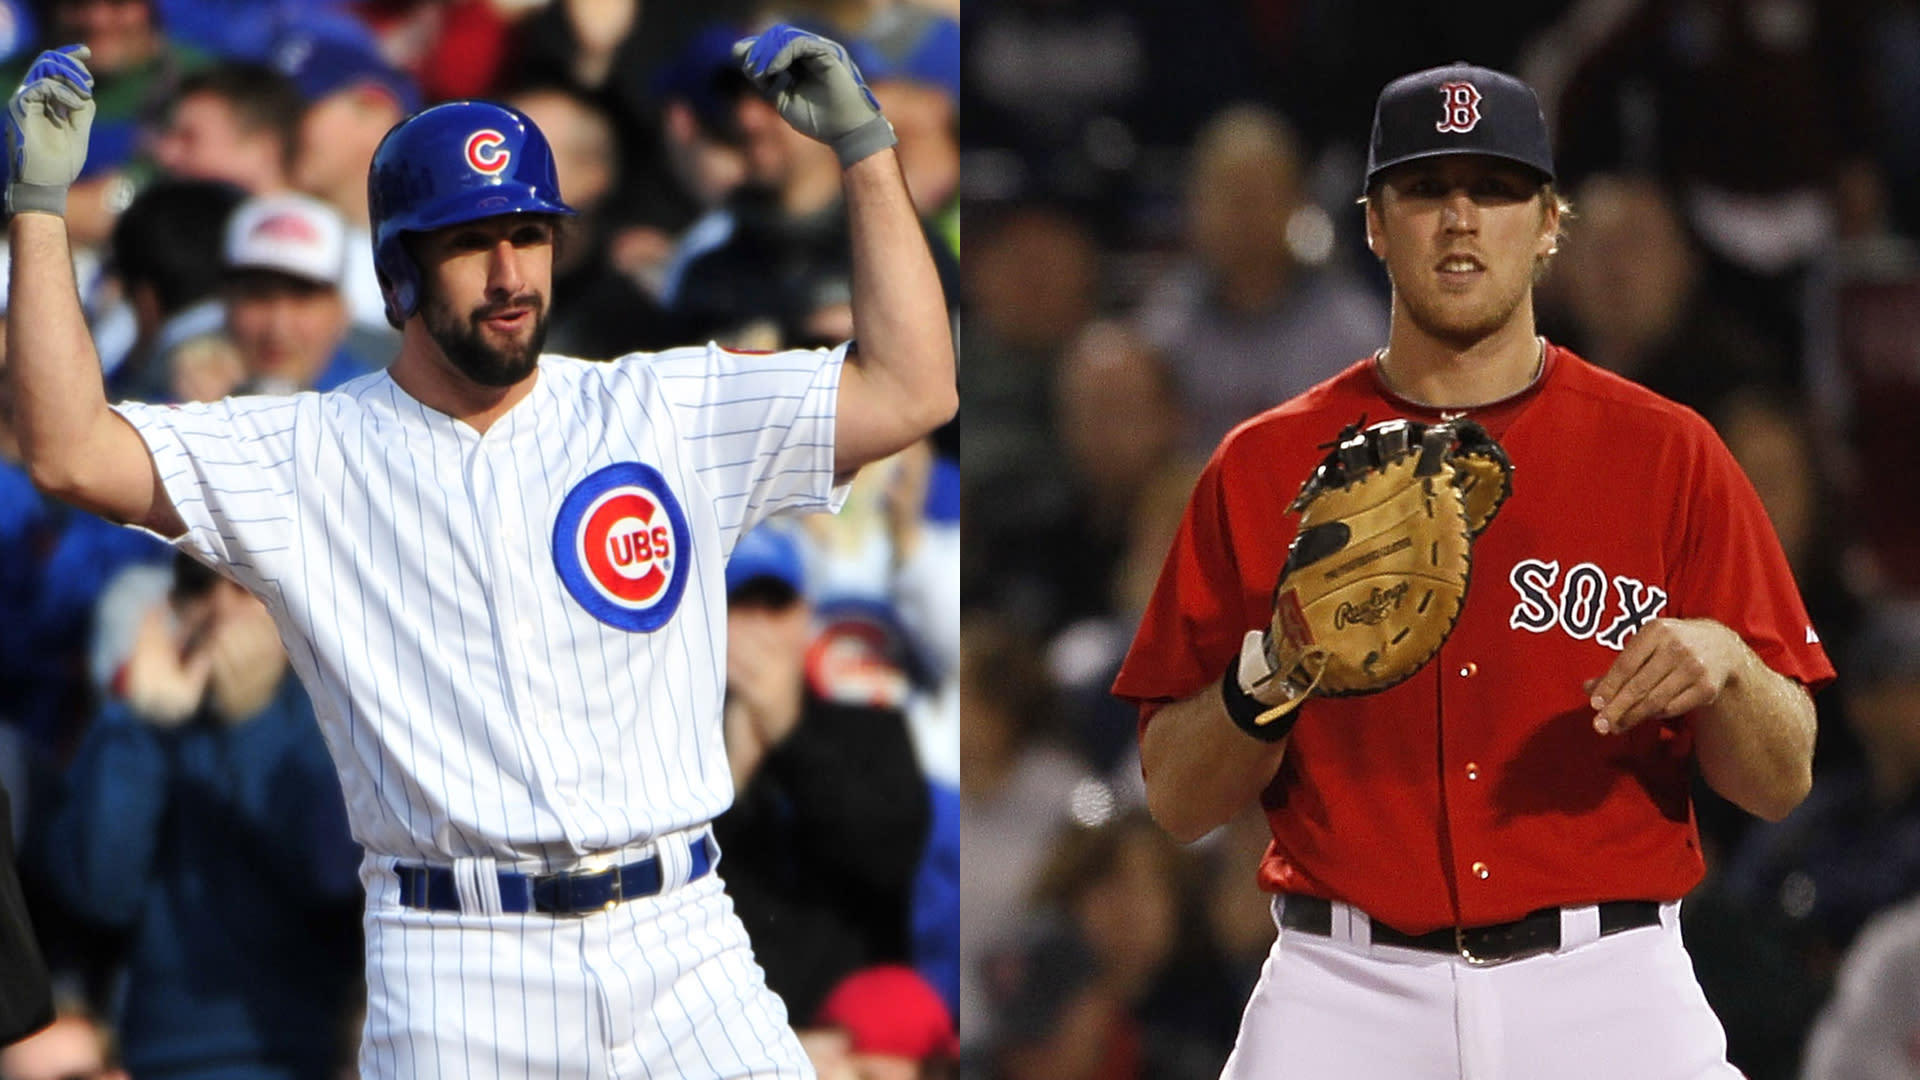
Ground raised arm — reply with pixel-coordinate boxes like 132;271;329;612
734;24;957;476
5;46;182;536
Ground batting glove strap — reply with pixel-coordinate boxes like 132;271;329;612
6;181;66;216
1222;630;1309;743
832;113;898;169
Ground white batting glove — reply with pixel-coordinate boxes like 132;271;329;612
733;24;896;168
5;44;95;217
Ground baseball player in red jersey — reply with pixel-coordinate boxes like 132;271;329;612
1113;64;1834;1079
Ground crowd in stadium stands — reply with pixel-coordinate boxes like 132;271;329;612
0;0;959;1076
962;0;1920;1077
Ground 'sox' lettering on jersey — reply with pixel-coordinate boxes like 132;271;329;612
465;129;510;175
553;462;692;632
1437;81;1483;133
1507;557;1669;651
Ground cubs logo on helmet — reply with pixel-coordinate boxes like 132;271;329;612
465;129;510;175
553;463;693;632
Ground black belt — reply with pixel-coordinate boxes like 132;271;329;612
395;833;715;916
1281;894;1662;965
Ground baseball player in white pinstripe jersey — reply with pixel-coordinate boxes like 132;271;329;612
4;25;953;1080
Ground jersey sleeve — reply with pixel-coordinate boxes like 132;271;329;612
112;396;302;595
629;342;850;541
1112;450;1260;710
1671;415;1836;692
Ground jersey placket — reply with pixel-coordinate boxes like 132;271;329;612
465;422;587;849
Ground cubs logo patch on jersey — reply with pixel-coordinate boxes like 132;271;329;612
553;463;692;632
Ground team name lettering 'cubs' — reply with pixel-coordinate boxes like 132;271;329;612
552;461;694;633
1437;81;1483;133
465;128;509;174
1507;558;1670;650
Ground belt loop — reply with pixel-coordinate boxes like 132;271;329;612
656;832;693;893
453;856;503;916
1559;903;1601;949
1337;900;1369;948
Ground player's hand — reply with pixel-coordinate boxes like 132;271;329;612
120;602;213;727
1585;618;1746;736
733;24;896;168
203;592;287;723
5;45;95;217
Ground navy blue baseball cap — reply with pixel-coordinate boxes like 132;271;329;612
1365;62;1554;188
726;524;806;597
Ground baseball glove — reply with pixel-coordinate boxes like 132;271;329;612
1236;416;1512;733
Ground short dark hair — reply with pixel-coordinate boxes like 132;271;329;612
169;61;307;176
111;179;247;315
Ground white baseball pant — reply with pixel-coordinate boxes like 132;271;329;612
1221;897;1742;1080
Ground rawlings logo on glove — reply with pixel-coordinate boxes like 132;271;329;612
1232;416;1513;737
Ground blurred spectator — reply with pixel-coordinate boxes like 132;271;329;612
975;918;1138;1080
802;963;959;1080
0;991;124;1080
511;1;757;239
1554;0;1886;359
651;20;752;230
1539;172;1793;417
1134;103;1388;453
0;777;51;1046
715;524;931;1024
343;0;512;103
961;0;1261;218
101;178;247;403
956;612;1090;1055
0;0;211;248
1027;809;1240;1077
1800;892;1920;1080
147;60;305;195
503;83;684;359
958;200;1100;488
36;553;362;1080
666;63;962;349
1725;601;1920;980
968;320;1184;639
219;191;385;398
851;5;959;252
270;26;421;336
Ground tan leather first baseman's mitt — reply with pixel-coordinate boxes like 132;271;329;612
1230;417;1513;737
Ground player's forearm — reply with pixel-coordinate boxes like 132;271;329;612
841;149;957;465
1141;685;1290;844
1693;646;1816;822
6;212;115;494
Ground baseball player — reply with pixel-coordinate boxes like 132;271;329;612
1112;63;1833;1078
3;25;953;1080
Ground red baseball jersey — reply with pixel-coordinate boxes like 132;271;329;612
1113;343;1835;935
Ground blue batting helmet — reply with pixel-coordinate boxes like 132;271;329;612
367;100;577;327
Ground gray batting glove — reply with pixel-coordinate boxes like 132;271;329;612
5;44;96;217
733;24;896;169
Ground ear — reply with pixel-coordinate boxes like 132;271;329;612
1538;195;1561;258
1364;197;1386;260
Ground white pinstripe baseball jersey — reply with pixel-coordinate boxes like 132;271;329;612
113;342;848;867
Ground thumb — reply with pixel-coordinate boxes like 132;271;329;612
58;44;90;63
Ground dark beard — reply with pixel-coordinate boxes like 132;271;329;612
424;291;549;388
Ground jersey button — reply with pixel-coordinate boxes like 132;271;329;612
1465;762;1480;781
1458;662;1478;678
1471;861;1490;880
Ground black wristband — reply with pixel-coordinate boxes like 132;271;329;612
1221;656;1300;743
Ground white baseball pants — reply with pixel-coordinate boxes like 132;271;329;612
354;843;812;1079
1222;897;1743;1080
